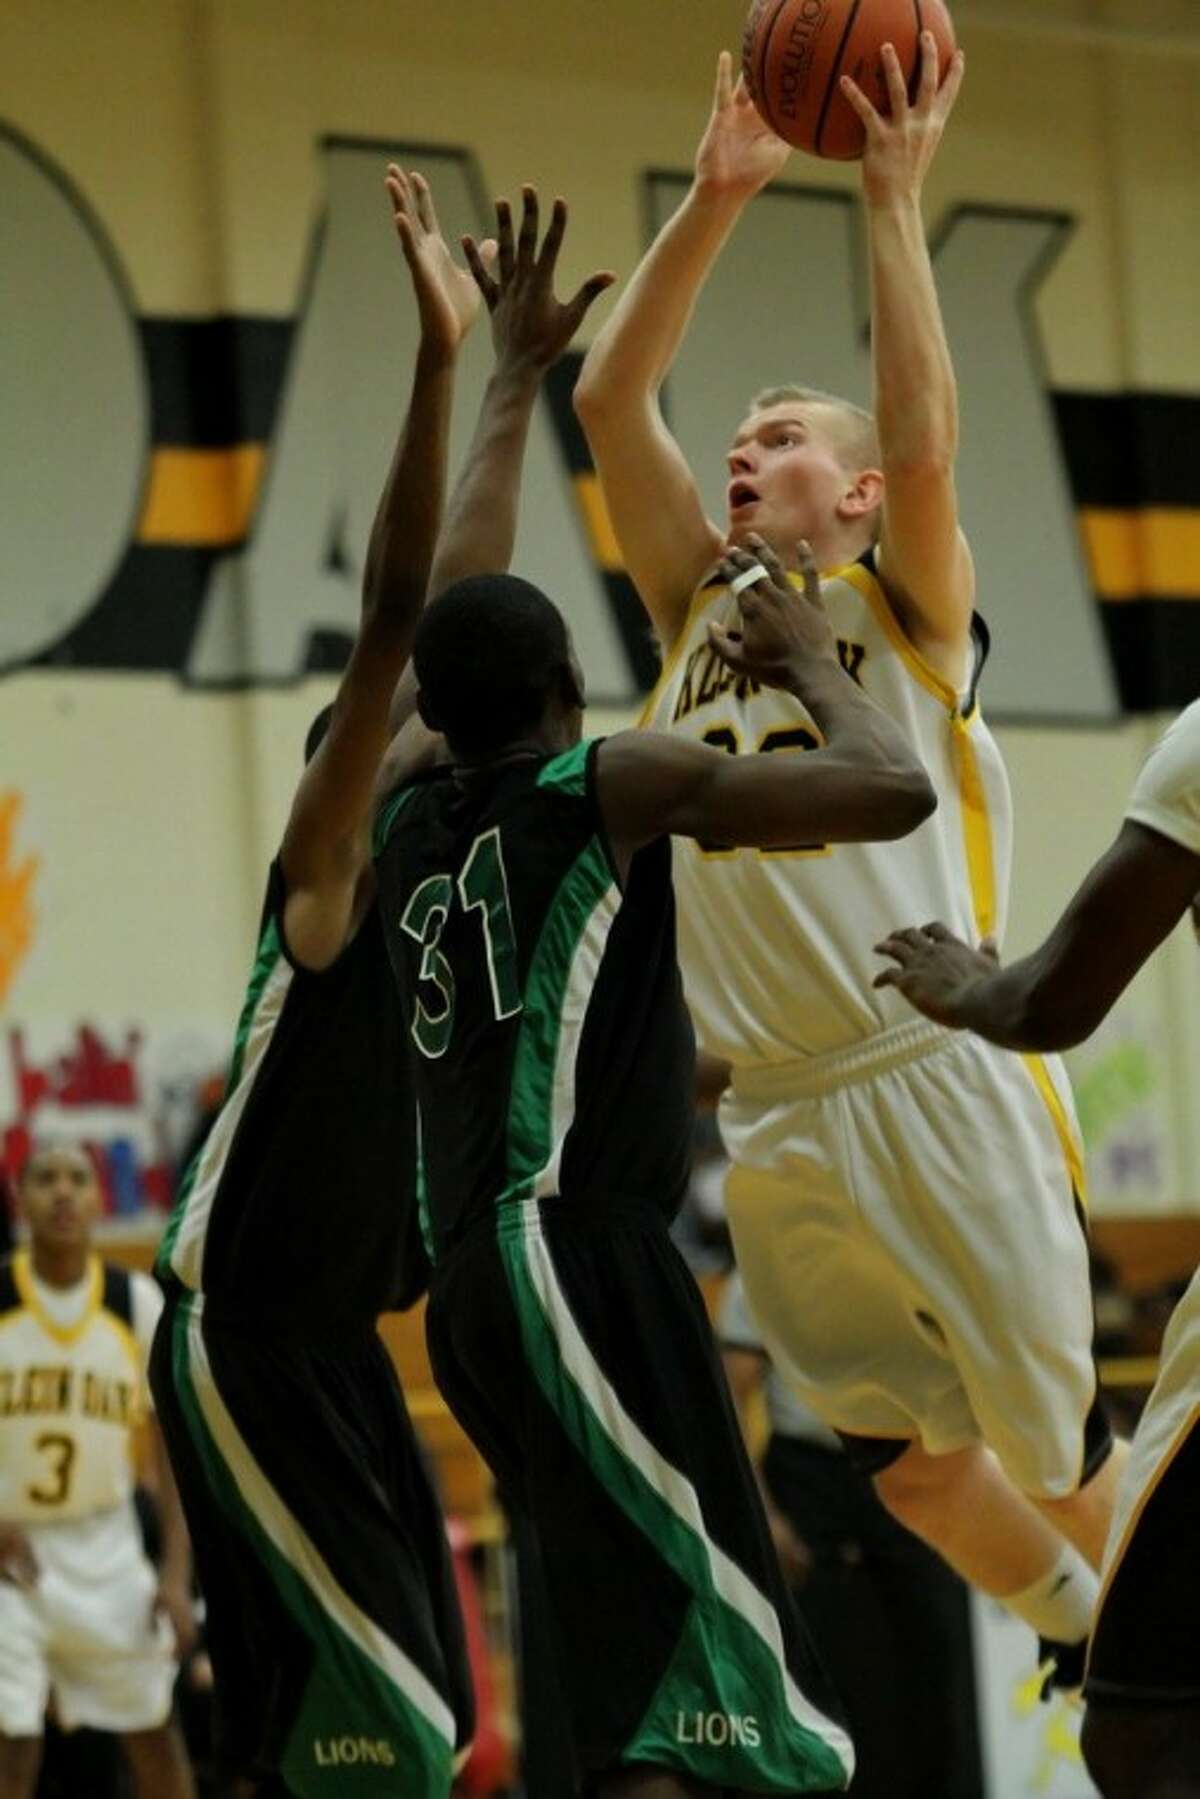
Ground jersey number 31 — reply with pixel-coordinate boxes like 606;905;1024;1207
399;828;521;1059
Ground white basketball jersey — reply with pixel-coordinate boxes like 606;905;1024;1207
0;1253;156;1523
640;557;1013;1064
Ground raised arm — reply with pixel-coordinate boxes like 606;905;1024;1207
598;536;936;859
574;55;790;645
279;169;483;970
841;36;972;685
875;824;1200;1050
428;187;613;595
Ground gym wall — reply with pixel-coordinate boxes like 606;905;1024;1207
2;0;1197;1215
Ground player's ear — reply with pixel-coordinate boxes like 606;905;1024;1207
838;467;884;520
559;661;585;712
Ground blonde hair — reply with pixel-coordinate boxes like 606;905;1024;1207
750;384;881;475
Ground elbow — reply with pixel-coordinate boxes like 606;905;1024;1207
573;362;612;428
882;768;938;840
1015;990;1098;1055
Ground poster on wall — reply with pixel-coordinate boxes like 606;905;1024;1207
1065;1007;1175;1215
0;1017;226;1232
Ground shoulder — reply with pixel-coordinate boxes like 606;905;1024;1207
1126;701;1200;856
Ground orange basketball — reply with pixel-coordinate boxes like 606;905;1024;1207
742;0;957;159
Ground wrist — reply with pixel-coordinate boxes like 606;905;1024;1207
863;188;924;224
416;335;457;375
688;176;750;224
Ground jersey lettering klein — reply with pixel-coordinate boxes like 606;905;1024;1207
0;1254;147;1524
641;556;1013;1064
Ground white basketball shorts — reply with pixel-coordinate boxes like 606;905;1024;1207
720;1018;1107;1499
0;1500;176;1736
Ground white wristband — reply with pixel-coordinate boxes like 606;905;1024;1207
728;562;769;598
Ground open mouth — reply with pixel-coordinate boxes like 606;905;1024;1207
728;482;760;512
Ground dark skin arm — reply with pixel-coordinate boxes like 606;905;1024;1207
874;821;1200;1050
597;535;937;864
427;186;613;598
279;170;486;970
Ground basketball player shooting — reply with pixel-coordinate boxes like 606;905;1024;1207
575;32;1122;1688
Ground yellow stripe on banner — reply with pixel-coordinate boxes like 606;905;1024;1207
137;446;265;546
573;472;626;574
1022;1052;1088;1207
1080;507;1200;602
950;715;997;941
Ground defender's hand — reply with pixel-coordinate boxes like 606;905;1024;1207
0;1524;38;1591
841;32;965;210
386;166;495;357
873;921;999;1025
708;535;837;688
695;51;791;200
463;188;614;374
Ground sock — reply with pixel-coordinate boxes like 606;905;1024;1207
1001;1543;1099;1644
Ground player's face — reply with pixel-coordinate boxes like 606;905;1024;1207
726;403;852;551
19;1147;101;1248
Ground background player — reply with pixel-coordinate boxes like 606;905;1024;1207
150;169;486;1798
372;182;943;1798
574;33;1121;1683
0;1145;195;1799
876;698;1200;1799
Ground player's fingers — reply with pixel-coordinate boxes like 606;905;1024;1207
494;198;515;282
409;170;437;234
873;967;900;990
920;921;955;942
880;42;909;120
566;269;616;326
475;237;499;272
916;30;940;109
713;48;733;111
979;933;1000;962
935;47;966;120
517;185;539;270
462;235;499;308
741;531;788;591
385;169;413;224
707;619;749;672
393;211;419;271
874;932;917;963
838;73;882;131
537;195;567;273
794;538;823;606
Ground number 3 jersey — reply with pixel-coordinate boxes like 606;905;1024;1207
640;554;1013;1064
373;740;695;1261
0;1252;160;1524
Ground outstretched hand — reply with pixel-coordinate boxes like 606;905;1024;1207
695;50;791;200
873;922;998;1025
840;31;965;207
386;165;495;357
708;535;837;688
463;187;614;374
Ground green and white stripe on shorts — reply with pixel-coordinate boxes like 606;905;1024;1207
498;1203;855;1792
170;1294;457;1797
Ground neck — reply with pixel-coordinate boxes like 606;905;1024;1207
29;1242;90;1290
453;723;576;769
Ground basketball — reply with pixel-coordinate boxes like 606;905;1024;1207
742;0;958;159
